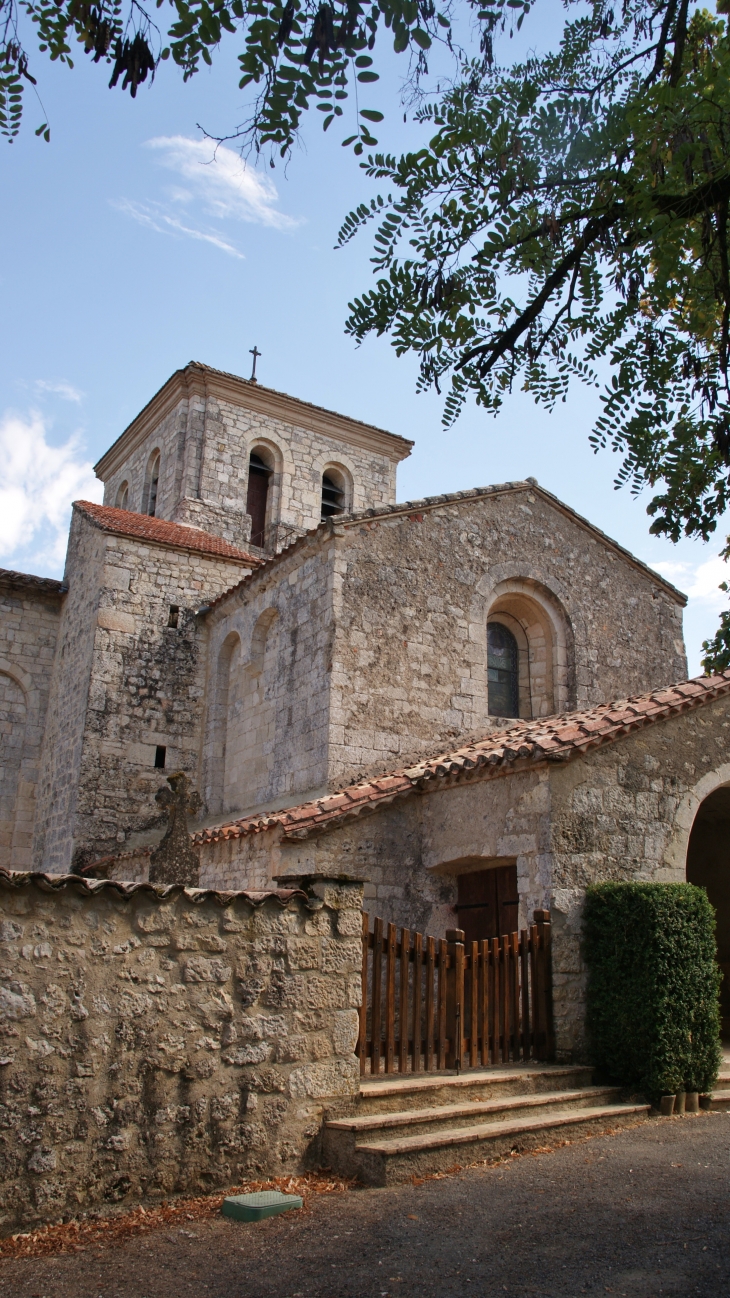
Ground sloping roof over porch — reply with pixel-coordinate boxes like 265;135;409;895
196;672;730;847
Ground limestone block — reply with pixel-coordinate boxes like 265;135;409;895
183;956;232;983
97;609;135;634
287;1057;359;1099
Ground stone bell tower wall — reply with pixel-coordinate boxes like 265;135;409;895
95;363;412;555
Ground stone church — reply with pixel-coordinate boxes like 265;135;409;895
3;359;730;1056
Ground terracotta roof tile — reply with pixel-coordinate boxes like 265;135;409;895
195;672;730;847
0;867;306;907
74;501;262;566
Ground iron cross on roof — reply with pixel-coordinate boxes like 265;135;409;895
249;345;262;383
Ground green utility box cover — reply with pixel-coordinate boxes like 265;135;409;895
222;1190;303;1222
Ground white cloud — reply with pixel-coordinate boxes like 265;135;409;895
35;380;85;404
113;199;245;260
113;136;300;257
652;552;730;605
0;411;103;573
145;136;299;230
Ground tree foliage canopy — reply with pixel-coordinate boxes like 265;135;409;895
336;1;730;670
0;0;478;149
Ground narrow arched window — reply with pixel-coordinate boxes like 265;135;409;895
142;451;161;517
246;451;272;547
115;481;129;510
488;622;519;718
321;470;346;520
147;455;160;516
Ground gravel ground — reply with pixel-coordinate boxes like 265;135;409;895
3;1112;729;1297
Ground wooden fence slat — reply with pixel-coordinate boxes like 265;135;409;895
501;934;511;1063
371;917;383;1075
510;931;520;1060
529;922;541;1060
480;939;490;1067
399;927;410;1074
470;941;479;1068
520;928;530;1061
490;937;500;1065
413;931;423;1073
425;936;435;1072
437;939;447;1070
359;912;369;1075
452;938;464;1071
385;921;397;1073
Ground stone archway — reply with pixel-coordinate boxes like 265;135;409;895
686;784;730;1035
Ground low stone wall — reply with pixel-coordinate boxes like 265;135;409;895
0;869;363;1233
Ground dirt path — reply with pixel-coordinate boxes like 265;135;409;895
3;1112;729;1297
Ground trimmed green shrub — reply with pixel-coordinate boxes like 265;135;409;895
583;882;721;1103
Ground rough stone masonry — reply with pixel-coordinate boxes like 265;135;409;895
0;871;363;1234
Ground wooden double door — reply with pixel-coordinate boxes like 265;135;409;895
456;864;519;945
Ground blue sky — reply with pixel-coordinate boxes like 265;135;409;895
1;5;727;674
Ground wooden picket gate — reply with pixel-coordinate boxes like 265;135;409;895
358;911;555;1075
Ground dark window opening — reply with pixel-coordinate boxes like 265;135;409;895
154;745;166;769
167;605;180;629
321;473;345;520
246;452;272;547
488;622;519;718
147;455;160;517
456;865;519;945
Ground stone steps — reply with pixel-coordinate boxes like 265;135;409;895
356;1064;594;1114
326;1085;624;1145
706;1089;730;1110
323;1065;649;1186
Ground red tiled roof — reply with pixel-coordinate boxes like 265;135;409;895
0;867;305;907
74;502;262;566
196;672;730;846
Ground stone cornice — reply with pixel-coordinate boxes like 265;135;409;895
94;362;413;481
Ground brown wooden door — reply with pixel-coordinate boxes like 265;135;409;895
457;865;519;944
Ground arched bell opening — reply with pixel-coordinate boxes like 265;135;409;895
686;784;730;1036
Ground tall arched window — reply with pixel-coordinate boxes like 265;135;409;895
143;451;161;517
321;469;346;519
115;481;129;510
246;450;273;547
488;622;519;718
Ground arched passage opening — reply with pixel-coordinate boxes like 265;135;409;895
686;784;730;1034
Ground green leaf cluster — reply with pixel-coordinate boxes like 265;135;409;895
583;881;721;1104
0;0;458;149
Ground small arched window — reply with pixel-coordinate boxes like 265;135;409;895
115;481;129;510
246;450;273;547
143;451;161;517
488;622;519;718
321;469;346;520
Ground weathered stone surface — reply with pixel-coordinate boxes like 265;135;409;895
148;773;201;887
0;572;63;871
0;873;363;1233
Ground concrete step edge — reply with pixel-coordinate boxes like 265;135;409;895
359;1065;592;1099
354;1104;650;1157
326;1087;624;1133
